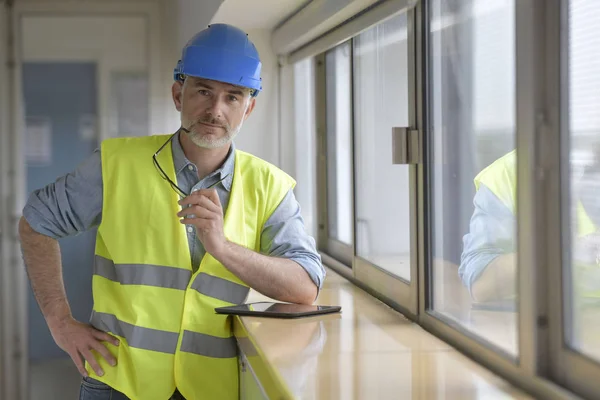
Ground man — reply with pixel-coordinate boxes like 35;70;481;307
19;24;324;400
460;149;600;303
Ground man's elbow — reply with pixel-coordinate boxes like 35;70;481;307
294;282;318;305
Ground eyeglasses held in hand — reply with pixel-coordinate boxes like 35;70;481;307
153;128;230;198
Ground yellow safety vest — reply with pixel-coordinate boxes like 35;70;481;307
474;149;600;298
87;135;296;400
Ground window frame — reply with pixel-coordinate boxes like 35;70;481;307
316;5;420;316
549;0;600;398
316;44;355;268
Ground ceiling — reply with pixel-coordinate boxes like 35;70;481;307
211;0;310;30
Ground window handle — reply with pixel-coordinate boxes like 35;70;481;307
392;127;421;165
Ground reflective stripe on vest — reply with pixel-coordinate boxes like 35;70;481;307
91;312;238;358
190;272;249;304
90;311;179;354
95;255;249;304
180;331;238;358
94;255;191;290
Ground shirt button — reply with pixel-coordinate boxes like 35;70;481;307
188;165;194;171
187;226;193;233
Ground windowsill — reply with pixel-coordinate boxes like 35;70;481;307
233;267;531;399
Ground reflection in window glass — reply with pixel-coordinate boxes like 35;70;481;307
353;13;411;281
429;0;518;355
325;43;353;246
566;0;600;363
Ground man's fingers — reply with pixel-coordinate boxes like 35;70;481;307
177;205;214;220
198;195;220;213
92;329;120;347
81;348;104;377
70;351;88;377
204;189;221;207
180;217;217;231
178;191;205;206
179;189;221;208
90;340;117;367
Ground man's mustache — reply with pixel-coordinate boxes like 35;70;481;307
193;116;227;129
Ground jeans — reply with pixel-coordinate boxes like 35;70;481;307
79;377;186;400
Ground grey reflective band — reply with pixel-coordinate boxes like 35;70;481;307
190;273;249;304
90;311;179;354
180;330;238;358
95;255;191;290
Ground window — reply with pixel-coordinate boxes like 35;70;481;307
565;0;600;365
428;0;518;356
353;13;411;281
325;42;354;254
318;9;418;312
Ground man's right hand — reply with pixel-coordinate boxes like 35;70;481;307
48;316;120;377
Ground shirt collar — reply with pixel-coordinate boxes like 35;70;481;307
171;131;235;192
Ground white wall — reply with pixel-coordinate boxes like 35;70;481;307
21;15;149;141
176;0;224;48
158;0;184;134
233;29;280;166
21;16;147;67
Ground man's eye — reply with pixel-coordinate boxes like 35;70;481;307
199;90;210;96
228;95;239;102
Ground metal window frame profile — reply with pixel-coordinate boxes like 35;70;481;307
316;40;355;268
313;0;421;318
550;0;600;398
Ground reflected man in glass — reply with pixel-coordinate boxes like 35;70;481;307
460;147;600;304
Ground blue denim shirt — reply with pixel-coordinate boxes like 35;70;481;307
460;184;515;293
23;132;325;289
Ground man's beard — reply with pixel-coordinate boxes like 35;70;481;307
181;115;243;149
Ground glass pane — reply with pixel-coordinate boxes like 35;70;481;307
325;42;353;246
353;13;411;281
565;0;600;363
429;0;518;356
294;59;318;238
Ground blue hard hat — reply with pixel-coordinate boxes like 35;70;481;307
173;23;262;97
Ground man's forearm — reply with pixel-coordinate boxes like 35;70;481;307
212;241;318;305
18;217;72;327
471;252;517;303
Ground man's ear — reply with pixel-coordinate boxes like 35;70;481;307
172;81;184;111
243;97;256;121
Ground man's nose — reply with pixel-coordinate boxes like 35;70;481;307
205;97;225;118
